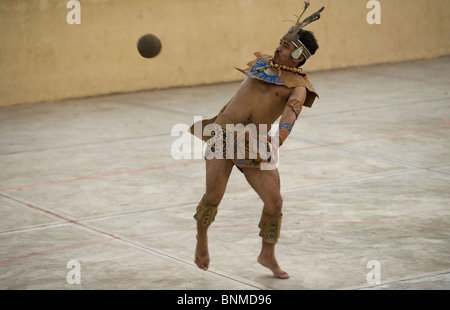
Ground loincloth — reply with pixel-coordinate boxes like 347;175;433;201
190;113;273;170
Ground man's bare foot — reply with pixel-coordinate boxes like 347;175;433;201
195;233;210;271
257;253;290;279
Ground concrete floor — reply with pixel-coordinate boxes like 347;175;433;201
0;56;449;290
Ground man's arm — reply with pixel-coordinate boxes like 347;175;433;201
275;86;307;147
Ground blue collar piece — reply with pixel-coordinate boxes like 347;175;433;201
245;57;285;84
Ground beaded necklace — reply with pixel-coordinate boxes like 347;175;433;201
256;59;303;77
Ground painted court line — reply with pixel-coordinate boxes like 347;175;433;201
359;70;450;86
1;125;449;193
1;218;449;267
0;193;269;289
0;193;122;241
0;161;203;192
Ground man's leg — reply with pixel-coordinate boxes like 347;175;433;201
195;158;234;271
243;168;289;279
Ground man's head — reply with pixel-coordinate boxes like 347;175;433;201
274;29;319;68
277;3;324;68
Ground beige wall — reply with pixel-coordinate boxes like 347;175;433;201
1;0;449;106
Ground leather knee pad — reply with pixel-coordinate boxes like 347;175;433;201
194;195;218;227
258;212;282;244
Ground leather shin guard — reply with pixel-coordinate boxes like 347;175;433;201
194;195;218;228
258;212;282;244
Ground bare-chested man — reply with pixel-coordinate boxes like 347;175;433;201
190;4;324;279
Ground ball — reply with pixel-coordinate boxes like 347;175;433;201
137;34;162;58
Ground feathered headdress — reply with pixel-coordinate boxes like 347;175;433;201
283;1;325;60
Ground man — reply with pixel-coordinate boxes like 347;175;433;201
190;3;324;279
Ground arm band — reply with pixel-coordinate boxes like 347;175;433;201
287;99;303;119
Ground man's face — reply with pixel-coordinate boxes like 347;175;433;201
274;38;296;66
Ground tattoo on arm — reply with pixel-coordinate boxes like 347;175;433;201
278;123;293;146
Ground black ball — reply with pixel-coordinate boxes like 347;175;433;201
137;34;162;58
